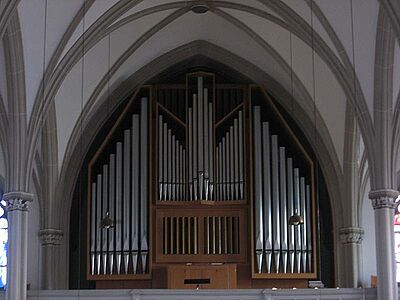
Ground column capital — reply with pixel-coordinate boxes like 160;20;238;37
339;227;364;245
3;191;34;212
39;229;63;246
368;189;398;209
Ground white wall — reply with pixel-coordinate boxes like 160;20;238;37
26;193;41;290
361;180;377;287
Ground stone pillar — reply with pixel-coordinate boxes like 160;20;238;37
369;189;398;300
339;227;364;287
38;229;63;289
3;192;33;300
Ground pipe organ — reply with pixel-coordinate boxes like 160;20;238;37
87;72;316;286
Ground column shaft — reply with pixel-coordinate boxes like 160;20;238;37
369;189;398;300
3;192;33;300
339;227;364;287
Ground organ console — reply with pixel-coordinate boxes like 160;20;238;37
87;72;316;287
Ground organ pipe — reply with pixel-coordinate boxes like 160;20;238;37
252;106;264;273
90;99;149;276
252;106;313;275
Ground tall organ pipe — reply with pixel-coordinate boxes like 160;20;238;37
271;135;280;273
109;154;115;274
131;115;140;273
208;102;214;197
158;115;163;200
163;123;168;201
193;95;198;200
221;137;226;200
123;130;131;273
167;129;172;201
234;118;239;200
171;135;176;200
115;142;123;274
262;122;272;273
91;183;96;275
238;111;244;200
188;108;193;200
204;88;209;185
252;106;264;273
300;177;307;273
279;147;288;273
140;98;149;273
102;164;109;274
229;126;234;199
294;168;302;273
306;185;312;272
287;158;295;273
96;174;102;275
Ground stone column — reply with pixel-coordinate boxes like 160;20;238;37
339;227;364;287
38;229;63;289
3;192;33;300
369;189;398;300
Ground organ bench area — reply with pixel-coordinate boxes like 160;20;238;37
87;72;317;289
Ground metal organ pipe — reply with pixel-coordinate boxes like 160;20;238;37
91;182;96;275
188;107;193;200
102;164;109;274
271;135;281;273
158;115;163;201
123;130;131;273
262;122;272;273
163;123;168;201
279;147;288;273
306;184;312;272
131;115;139;273
287;158;295;273
109;154;115;274
300;177;307;273
234;118;239;200
238;111;243;200
96;174;102;275
252;107;313;275
252;106;264;273
193;95;198;201
208;102;214;198
140;97;149;273
294;168;302;273
229;126;234;199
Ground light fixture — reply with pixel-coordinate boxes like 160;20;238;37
288;209;304;226
191;2;209;14
100;211;114;229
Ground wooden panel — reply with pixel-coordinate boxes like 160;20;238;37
167;264;237;289
156;208;246;263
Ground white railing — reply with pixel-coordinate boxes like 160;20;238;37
0;288;378;300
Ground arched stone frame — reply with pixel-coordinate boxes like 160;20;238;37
52;41;345;288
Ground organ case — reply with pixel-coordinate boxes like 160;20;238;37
86;73;317;285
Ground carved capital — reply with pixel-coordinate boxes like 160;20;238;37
39;229;63;246
339;227;364;245
369;189;398;210
368;189;399;209
3;191;34;212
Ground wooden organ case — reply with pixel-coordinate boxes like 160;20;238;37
87;72;317;289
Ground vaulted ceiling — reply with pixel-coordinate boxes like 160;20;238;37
0;0;399;199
